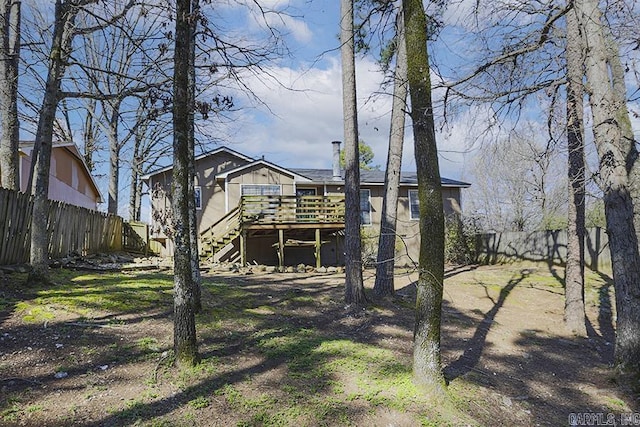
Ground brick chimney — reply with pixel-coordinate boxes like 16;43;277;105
332;140;341;181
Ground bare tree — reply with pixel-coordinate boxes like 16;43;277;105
28;0;99;282
188;0;201;312
374;7;407;298
340;0;366;305
404;0;446;393
25;0;139;282
467;128;567;232
172;0;198;367
0;0;20;190
575;0;640;372
129;103;171;221
564;1;587;336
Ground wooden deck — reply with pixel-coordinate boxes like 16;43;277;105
241;194;345;227
240;195;345;268
200;195;345;268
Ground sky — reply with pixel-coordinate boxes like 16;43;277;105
196;0;474;182
26;0;637;219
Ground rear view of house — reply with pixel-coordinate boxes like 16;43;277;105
144;142;470;267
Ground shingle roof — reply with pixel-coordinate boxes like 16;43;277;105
291;168;470;188
142;145;471;189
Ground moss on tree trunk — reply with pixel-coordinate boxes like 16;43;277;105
403;0;446;392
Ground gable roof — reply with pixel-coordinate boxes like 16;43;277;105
19;140;103;203
143;145;470;188
216;159;313;182
142;145;254;180
291;168;471;188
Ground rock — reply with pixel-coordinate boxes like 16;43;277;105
285;266;295;273
265;266;277;273
116;254;134;263
54;371;68;379
327;267;337;273
12;265;30;273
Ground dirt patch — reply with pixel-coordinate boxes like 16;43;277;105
0;262;637;426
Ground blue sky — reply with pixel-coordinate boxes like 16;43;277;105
199;0;474;182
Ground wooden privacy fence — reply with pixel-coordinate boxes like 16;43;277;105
0;187;123;265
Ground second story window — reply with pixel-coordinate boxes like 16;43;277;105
360;189;371;225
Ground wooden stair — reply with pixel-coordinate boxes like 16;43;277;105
199;206;241;261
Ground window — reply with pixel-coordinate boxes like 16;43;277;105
409;189;419;220
360;189;371;225
194;186;202;210
241;184;281;196
296;188;316;197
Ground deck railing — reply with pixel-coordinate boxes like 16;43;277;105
240;195;345;225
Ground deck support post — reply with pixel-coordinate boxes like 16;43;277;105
315;228;321;269
278;229;285;272
240;230;247;266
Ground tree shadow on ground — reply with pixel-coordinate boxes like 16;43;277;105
436;266;633;427
443;269;530;382
1;271;415;426
586;270;616;363
1;266;634;427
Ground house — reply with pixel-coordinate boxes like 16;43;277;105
17;141;103;210
144;142;470;267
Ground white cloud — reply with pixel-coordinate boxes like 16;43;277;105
200;54;474;181
226;0;314;45
268;13;314;43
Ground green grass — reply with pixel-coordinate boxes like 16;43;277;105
2;268;480;426
9;271;173;323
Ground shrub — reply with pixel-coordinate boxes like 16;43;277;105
444;214;477;265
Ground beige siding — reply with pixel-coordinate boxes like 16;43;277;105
148;149;466;265
226;165;296;212
149;151;251;239
361;185;463;266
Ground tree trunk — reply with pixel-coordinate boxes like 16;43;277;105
129;120;143;222
374;8;407;298
173;0;198;367
403;0;446;392
0;0;20;190
576;0;640;372
188;0;201;312
340;0;365;305
129;149;142;221
107;101;121;215
82;98;98;172
29;0;80;283
564;2;587;337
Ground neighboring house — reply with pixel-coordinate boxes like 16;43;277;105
18;141;103;210
144;142;470;267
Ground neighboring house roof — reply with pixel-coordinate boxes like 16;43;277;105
291;168;471;188
19;140;103;203
215;159;313;182
142;145;255;180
